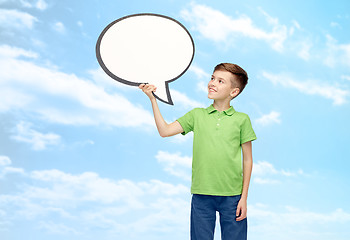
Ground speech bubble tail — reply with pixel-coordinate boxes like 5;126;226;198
153;82;173;105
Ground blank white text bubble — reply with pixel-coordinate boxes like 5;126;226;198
96;13;195;105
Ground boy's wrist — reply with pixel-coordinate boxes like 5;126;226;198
240;192;248;201
150;96;157;102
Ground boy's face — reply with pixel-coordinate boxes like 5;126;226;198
208;70;240;101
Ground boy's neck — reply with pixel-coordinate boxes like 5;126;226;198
212;100;231;112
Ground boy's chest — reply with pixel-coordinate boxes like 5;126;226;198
194;112;241;142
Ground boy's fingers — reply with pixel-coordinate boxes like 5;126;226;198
236;206;240;217
139;83;151;88
146;85;156;91
236;207;247;221
237;211;247;221
138;84;157;94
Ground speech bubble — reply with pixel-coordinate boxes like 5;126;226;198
96;13;195;105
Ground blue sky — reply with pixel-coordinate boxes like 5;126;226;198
1;0;350;239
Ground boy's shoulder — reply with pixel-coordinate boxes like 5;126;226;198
232;110;253;125
233;110;250;118
185;106;207;114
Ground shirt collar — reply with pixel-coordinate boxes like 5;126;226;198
206;104;236;116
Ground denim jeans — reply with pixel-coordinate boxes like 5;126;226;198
190;194;247;240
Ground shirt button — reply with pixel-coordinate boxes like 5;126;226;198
217;123;220;126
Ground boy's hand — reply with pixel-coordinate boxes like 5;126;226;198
139;83;157;100
236;199;247;221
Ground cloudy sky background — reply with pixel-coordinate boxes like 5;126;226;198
1;0;350;239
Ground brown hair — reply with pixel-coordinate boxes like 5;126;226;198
214;63;248;96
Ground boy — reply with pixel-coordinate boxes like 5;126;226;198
139;63;256;240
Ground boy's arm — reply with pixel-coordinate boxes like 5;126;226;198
236;141;253;221
139;84;183;137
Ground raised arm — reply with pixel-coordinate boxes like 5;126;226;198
139;84;184;137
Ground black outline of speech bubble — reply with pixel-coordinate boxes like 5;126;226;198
96;13;195;105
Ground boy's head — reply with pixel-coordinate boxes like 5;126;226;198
213;63;248;98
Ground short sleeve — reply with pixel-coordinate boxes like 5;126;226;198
240;115;257;144
177;109;195;135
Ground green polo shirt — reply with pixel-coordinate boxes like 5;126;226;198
177;105;257;196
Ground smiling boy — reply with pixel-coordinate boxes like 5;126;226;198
139;63;256;240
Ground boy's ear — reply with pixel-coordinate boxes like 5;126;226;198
230;87;240;98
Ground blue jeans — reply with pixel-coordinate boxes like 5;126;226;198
191;194;247;240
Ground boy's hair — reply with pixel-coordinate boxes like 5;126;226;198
214;63;248;96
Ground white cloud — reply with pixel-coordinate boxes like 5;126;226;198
249;204;350;240
34;0;48;10
156;151;192;168
255;161;303;177
0;156;25;177
28;170;145;205
291;20;301;30
297;40;312;61
11;121;61;150
324;34;350;68
0;45;154;128
330;21;341;28
196;80;208;94
189;65;210;93
171;90;206;109
0;156;11;166
53;21;65;34
253;177;280;184
189;65;210;80
253;161;279;176
71;139;95;148
156;151;192;181
0;44;38;59
0;158;347;239
19;0;48;10
181;3;288;51
252;161;303;184
180;4;326;63
0;166;190;237
341;75;350;81
255;111;281;126
38;221;81;235
0;9;37;29
1;166;25;176
257;7;289;51
262;71;349;105
139;179;189;196
26;169;188;207
89;68;138;91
